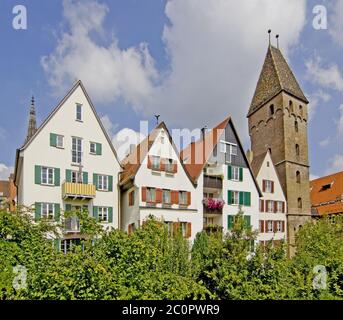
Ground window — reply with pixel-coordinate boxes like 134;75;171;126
299;105;303;116
97;175;108;191
230;191;239;205
41;203;54;220
165;159;173;172
295;121;298;132
269;104;275;116
296;171;301;183
295;144;300;156
56;135;64;148
147;188;156;202
179;191;188;205
151;156;161;171
76;104;82;121
129;190;135;206
230;144;238;156
204;217;214;225
259;220;264;232
277;201;284;213
267;161;270;167
220;142;227;153
298;197;302;209
165;221;173;236
267;200;274;213
289;100;294;113
267;221;273;233
180;222;187;237
231;166;240;181
90;142;96;154
98;207;109;222
163;189;171;204
265;180;273;193
71;170;83;183
42;167;54;185
61;239;81;254
276;221;282;232
72;137;82;164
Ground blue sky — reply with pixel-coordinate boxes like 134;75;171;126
0;0;343;180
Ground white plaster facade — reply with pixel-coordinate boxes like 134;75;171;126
14;81;121;234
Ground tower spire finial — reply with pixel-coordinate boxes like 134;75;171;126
26;96;37;143
268;29;272;46
154;115;160;125
276;34;279;49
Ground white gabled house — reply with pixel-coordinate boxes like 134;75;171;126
250;150;287;246
14;80;121;252
181;116;262;238
120;122;203;242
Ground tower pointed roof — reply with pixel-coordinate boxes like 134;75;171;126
247;45;308;117
25;96;37;143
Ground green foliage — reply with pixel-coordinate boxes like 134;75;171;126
0;208;342;300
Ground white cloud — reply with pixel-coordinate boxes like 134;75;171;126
307;90;331;120
0;164;14;180
306;56;343;91
329;0;343;47
41;0;158;106
112;128;145;161
310;174;319;180
319;137;330;147
326;154;343;175
337;104;343;136
43;0;307;141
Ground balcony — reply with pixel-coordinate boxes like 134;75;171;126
204;175;222;189
64;216;80;233
62;182;96;200
203;197;224;215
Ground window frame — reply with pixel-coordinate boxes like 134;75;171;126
267;200;274;213
41;167;55;185
56;135;64;148
231;191;239;205
276;221;282;232
90;142;96;154
267;220;273;233
72;137;83;164
265;180;273;193
179;191;188;205
147;187;156;203
97;175;109;191
151;156;161;171
71;170;83;184
41;203;54;220
231;166;240;181
162;189;171;204
76;104;82;121
277;201;283;213
98;207;109;223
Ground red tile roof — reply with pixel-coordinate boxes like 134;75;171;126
310;171;343;215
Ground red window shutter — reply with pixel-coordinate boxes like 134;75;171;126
260;199;264;212
160;158;165;171
282;221;285;232
187;192;191;206
260;220;264;233
266;200;269;212
147;155;152;169
173;161;178;173
273;201;277;213
156;188;162;203
171;190;179;204
173;222;180;236
186;222;192;238
282;202;285;213
141;187;147;202
273;221;277;232
271;181;274;193
262;180;266;192
264;220;268;231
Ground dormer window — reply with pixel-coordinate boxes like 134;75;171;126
76;104;82;121
321;183;332;191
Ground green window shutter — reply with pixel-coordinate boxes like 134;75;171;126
93;206;98;220
35;202;42;221
65;204;72;212
54;168;60;186
54;239;60;252
244;192;251;206
239;167;243;181
108;175;113;191
35;165;41;184
227;165;232;180
83;172;88;184
227;215;234;230
227;190;232;205
244;216;251;228
54;204;60;222
66;169;72;183
108;207;113;223
93;174;98;190
239;192;244;205
50;133;57;147
96;143;102;155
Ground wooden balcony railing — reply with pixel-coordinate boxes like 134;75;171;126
62;182;96;199
203;176;222;189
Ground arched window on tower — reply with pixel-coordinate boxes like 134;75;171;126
289;100;294;113
297;197;302;209
299;105;303;117
295;144;300;156
269;104;275;116
296;171;301;183
295;121;298;132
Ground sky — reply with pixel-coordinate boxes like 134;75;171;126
0;0;343;180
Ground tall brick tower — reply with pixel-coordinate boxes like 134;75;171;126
247;44;311;255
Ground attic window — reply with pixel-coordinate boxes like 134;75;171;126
321;183;332;191
267;162;270;167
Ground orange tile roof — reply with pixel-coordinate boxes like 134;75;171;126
310;171;343;215
180;117;230;182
